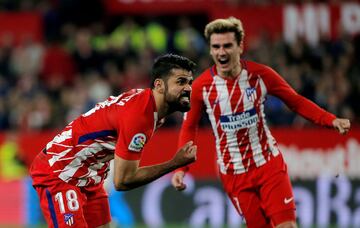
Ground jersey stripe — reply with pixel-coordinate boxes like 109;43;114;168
48;148;73;167
216;76;240;173
46;189;59;228
58;142;108;186
46;129;72;150
259;78;280;157
78;130;117;144
203;80;227;172
238;70;264;169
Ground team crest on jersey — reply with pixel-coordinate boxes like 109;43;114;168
245;87;257;102
64;213;74;226
128;133;147;152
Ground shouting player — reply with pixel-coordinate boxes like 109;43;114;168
171;17;351;228
30;54;197;228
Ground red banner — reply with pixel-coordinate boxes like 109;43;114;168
7;128;360;179
141;128;360;179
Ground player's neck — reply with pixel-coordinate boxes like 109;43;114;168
152;89;167;119
218;64;242;79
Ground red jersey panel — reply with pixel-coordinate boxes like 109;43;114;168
179;60;336;175
31;88;158;187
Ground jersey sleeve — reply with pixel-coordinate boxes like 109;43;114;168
260;65;336;127
115;109;152;161
177;77;204;172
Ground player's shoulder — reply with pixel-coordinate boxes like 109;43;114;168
121;88;153;111
92;88;153;123
123;88;149;99
193;66;216;86
243;60;275;75
106;88;154;131
119;88;150;103
118;89;155;134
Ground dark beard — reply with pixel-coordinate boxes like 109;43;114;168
164;87;191;113
167;99;191;112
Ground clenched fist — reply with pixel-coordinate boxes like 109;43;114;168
171;141;197;168
332;118;351;135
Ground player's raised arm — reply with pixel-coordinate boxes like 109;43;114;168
113;141;197;191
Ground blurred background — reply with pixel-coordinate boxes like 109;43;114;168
0;0;360;227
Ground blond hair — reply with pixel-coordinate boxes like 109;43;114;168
204;17;245;44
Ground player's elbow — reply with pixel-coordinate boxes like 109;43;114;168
114;180;131;191
114;185;129;191
114;175;137;191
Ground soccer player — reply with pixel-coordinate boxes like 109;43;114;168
171;17;351;228
30;54;197;228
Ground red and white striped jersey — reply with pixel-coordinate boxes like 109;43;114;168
179;60;336;175
31;88;158;187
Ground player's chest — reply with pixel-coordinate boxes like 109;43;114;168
202;79;261;111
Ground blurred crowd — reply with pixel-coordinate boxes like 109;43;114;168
0;0;359;131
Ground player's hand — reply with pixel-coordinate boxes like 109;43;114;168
171;170;186;191
172;141;197;167
332;118;351;135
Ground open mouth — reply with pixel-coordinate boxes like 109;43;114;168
218;57;229;65
180;96;190;103
179;91;191;104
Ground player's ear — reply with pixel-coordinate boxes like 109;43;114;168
154;78;165;94
239;40;244;55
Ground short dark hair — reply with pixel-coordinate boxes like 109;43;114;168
151;54;196;88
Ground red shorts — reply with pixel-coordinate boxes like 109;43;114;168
220;155;296;228
34;181;111;228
